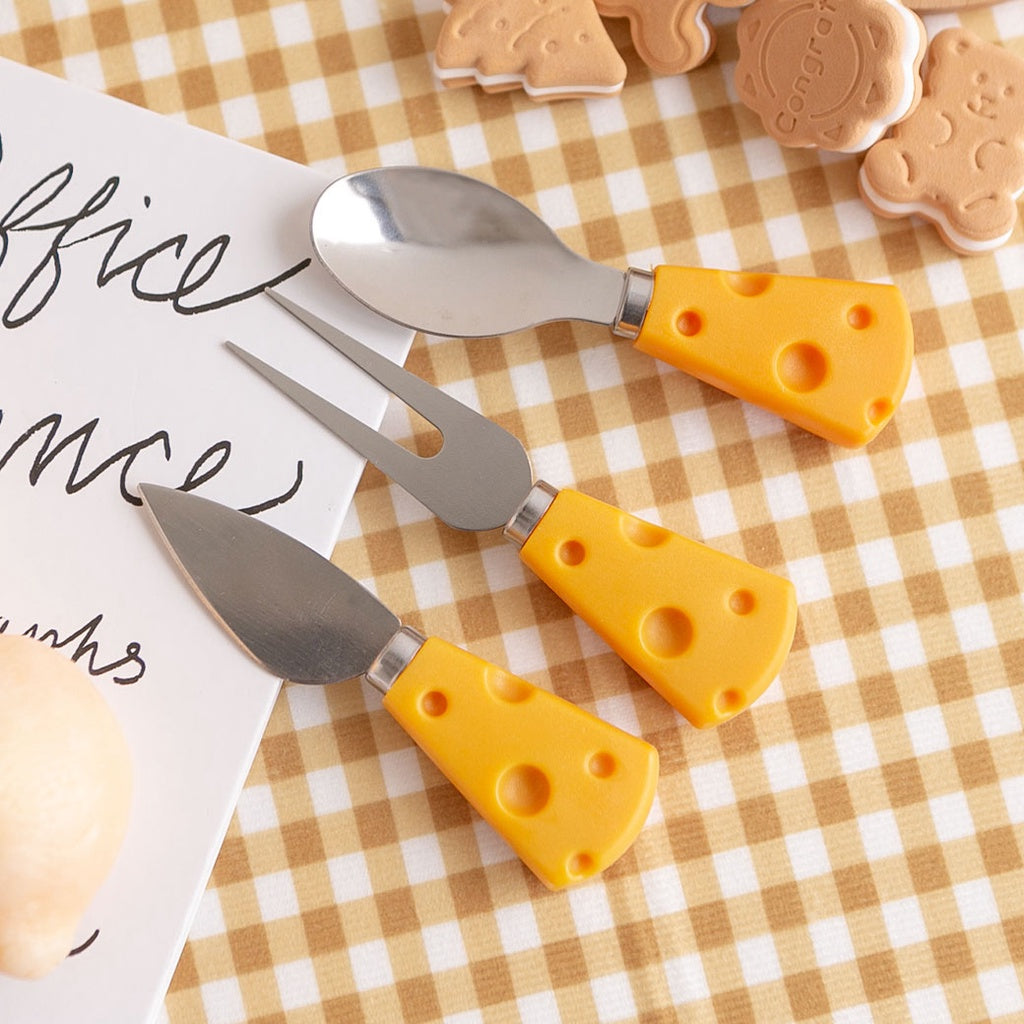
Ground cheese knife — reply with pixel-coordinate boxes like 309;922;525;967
138;483;659;890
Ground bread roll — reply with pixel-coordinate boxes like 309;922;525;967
0;635;132;979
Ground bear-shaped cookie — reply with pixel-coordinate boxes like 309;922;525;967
0;635;132;979
859;27;1024;254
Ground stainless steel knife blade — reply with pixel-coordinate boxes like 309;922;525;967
138;484;398;685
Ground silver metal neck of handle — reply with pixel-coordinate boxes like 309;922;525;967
503;480;558;548
365;624;426;694
611;267;654;339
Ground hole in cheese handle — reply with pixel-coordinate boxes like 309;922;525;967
634;266;914;447
381;636;659;891
518;489;798;728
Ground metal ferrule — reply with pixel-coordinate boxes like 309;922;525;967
611;267;654;339
365;624;426;694
503;480;558;548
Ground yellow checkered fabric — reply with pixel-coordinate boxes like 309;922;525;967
4;1;1021;1021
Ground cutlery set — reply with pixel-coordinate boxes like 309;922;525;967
140;168;915;889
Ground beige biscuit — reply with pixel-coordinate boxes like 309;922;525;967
592;0;752;76
433;0;627;101
904;0;997;7
859;28;1024;255
735;0;927;153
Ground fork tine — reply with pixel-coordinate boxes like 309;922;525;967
226;341;426;487
266;288;474;435
250;290;534;532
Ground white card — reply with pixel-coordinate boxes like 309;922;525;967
0;58;411;1023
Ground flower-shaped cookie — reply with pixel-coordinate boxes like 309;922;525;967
734;0;926;152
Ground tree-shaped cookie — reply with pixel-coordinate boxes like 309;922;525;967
433;0;627;100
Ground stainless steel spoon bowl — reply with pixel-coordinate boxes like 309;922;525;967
310;165;628;338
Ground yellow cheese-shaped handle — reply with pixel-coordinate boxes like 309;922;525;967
634;266;914;447
382;636;658;890
518;489;797;727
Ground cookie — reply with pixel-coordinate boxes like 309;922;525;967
735;0;927;153
433;0;627;100
592;0;752;76
859;28;1024;255
904;0;997;7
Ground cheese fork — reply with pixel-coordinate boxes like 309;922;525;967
228;290;798;728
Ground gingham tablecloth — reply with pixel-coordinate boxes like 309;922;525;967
4;1;1022;1021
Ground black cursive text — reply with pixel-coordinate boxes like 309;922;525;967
0;405;303;511
0;131;310;327
2;613;146;684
